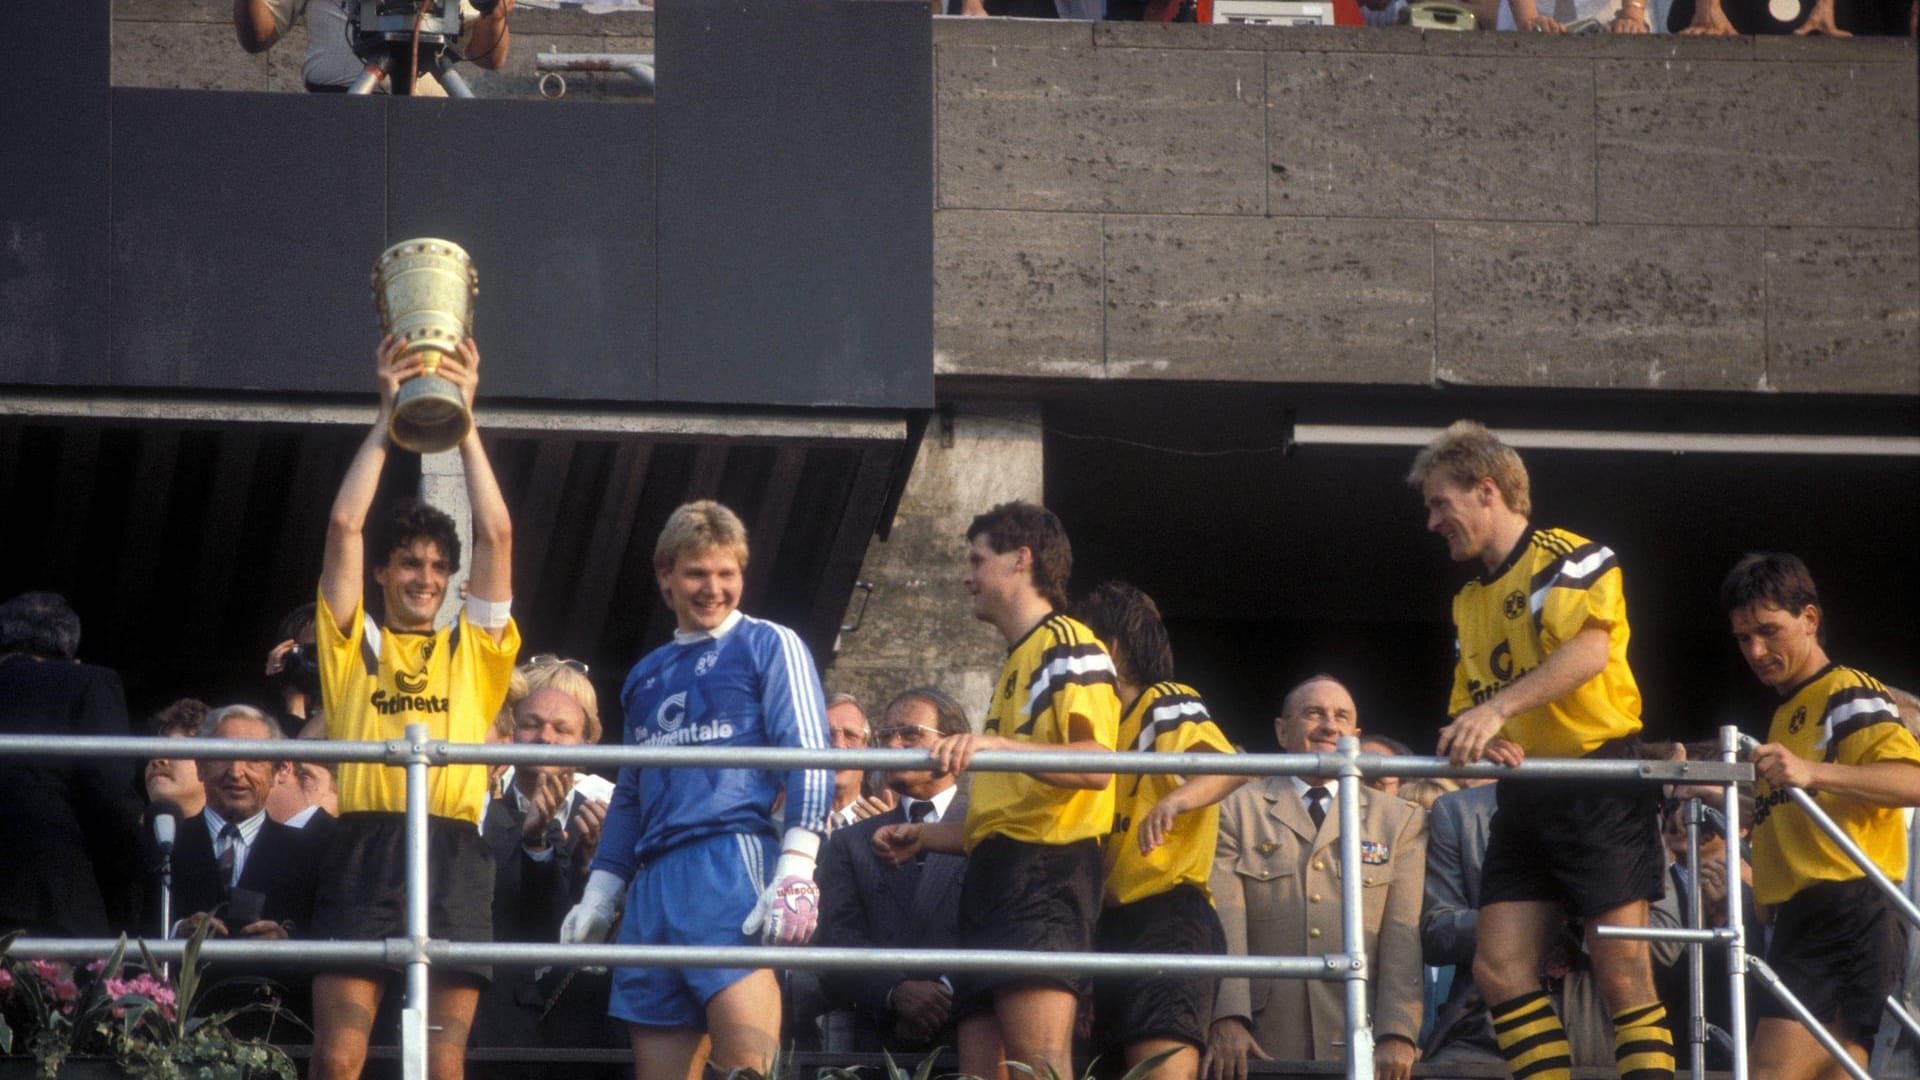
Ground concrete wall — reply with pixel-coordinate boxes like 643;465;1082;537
110;8;1917;394
930;21;1919;395
824;401;1045;720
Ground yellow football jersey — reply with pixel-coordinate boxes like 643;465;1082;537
1751;664;1919;906
1103;681;1237;907
1448;527;1642;758
962;614;1120;852
317;591;520;825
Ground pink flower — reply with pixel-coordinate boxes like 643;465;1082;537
29;959;60;982
0;967;15;992
51;977;79;1002
84;959;105;974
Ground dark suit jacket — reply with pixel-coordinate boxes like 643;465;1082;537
0;657;145;936
815;792;967;1052
472;791;621;1067
166;813;321;931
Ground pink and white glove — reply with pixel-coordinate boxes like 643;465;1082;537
741;827;821;945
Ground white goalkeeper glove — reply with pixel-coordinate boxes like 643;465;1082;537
560;868;625;950
741;827;821;946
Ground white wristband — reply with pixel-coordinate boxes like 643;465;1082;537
465;593;512;629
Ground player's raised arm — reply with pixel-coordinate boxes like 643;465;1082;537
322;337;419;633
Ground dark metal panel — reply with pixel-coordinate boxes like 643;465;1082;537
384;99;657;403
0;4;110;385
805;442;901;655
109;90;387;392
562;441;652;659
655;0;933;410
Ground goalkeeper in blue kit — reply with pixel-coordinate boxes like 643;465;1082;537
560;500;834;1078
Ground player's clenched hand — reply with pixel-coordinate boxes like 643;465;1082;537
1437;702;1507;767
1750;742;1819;791
1203;1017;1271;1080
1376;1035;1419;1080
871;823;924;868
1483;736;1526;768
929;733;1013;775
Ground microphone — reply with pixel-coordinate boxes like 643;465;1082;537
146;798;183;855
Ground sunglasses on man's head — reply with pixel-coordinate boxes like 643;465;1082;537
527;653;589;676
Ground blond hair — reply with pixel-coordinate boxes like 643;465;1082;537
522;661;603;743
654;500;750;574
1406;420;1531;517
1399;777;1459;812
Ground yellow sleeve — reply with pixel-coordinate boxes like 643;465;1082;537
1833;711;1920;770
452;612;521;743
315;589;366;740
1054;679;1120;749
1539;561;1626;651
1162;717;1236;756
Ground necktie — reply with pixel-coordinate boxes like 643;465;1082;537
907;800;934;866
217;822;242;893
1305;786;1329;830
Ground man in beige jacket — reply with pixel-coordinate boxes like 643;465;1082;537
1205;675;1427;1080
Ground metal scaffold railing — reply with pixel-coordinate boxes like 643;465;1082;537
0;726;1812;1080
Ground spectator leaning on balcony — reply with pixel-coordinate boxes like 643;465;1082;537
0;591;146;939
1723;552;1920;1080
1072;580;1245;1080
1205;675;1426;1080
231;0;513;93
309;334;520;1080
872;501;1120;1080
1410;420;1672;1080
815;687;973;1054
562;500;833;1080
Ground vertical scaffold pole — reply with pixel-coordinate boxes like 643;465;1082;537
402;722;431;1080
1336;737;1373;1080
1684;797;1707;1080
1720;725;1750;1080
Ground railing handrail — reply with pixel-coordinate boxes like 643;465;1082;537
0;732;1755;783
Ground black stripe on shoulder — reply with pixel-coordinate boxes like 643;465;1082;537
1826;714;1901;760
1044;614;1081;645
1532;531;1575;556
1837;667;1891;695
1556;544;1619;590
1529;559;1560;596
1823;681;1901;760
1137;689;1212;750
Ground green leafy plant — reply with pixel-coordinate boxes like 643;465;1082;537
0;924;299;1079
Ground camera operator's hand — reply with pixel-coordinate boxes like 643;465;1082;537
265;638;298;678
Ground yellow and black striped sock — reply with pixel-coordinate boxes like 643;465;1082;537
1489;990;1573;1080
1612;1001;1675;1080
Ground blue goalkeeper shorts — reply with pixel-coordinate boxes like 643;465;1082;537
609;831;776;1029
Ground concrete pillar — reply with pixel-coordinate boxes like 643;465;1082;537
418;449;473;630
825;400;1044;730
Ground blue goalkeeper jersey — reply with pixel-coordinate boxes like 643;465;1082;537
593;610;833;879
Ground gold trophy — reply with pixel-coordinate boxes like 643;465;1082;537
370;238;479;454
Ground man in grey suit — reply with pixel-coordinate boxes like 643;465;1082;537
814;687;973;1054
1206;675;1427;1080
1420;782;1502;1069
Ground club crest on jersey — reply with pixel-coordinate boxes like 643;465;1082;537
1788;705;1807;735
695;651;719;677
656;691;688;733
1503;590;1526;620
1361;840;1390;864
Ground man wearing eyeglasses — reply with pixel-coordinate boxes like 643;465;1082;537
816;687;973;1052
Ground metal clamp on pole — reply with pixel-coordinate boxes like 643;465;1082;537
1334;737;1373;1080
